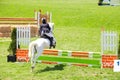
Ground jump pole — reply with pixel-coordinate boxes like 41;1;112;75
37;49;101;68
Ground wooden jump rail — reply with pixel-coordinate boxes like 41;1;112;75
0;18;35;21
0;17;37;24
0;10;51;25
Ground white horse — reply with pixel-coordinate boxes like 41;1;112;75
28;22;55;72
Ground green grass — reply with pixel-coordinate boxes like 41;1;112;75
0;0;120;80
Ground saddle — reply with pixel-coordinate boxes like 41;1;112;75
41;34;56;49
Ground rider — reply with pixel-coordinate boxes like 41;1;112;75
39;18;55;49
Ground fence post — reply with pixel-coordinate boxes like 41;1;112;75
101;30;119;68
101;30;118;55
16;25;30;49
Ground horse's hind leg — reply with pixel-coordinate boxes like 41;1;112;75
31;48;35;65
32;46;44;69
30;46;36;72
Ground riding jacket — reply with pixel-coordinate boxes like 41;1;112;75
39;23;51;38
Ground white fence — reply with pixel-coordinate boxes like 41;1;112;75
101;31;118;54
110;0;120;6
16;25;31;49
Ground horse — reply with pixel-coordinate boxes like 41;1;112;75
28;22;56;72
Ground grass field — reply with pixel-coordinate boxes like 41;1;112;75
0;0;120;80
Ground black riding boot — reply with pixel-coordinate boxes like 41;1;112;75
49;37;53;49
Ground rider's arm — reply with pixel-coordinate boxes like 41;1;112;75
39;25;42;36
47;24;51;32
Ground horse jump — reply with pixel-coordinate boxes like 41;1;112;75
16;28;119;71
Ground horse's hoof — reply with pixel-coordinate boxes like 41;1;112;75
31;66;35;72
53;45;56;48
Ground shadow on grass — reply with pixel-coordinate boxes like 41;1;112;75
36;64;66;73
118;35;120;59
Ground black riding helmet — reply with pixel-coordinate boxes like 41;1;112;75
42;18;46;24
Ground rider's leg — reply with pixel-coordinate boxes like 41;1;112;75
52;37;56;48
49;37;54;49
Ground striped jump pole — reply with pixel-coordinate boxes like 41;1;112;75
16;49;101;68
37;49;101;68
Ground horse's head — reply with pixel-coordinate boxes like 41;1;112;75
48;22;54;32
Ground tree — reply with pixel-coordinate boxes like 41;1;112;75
7;28;17;55
7;28;17;62
98;0;104;5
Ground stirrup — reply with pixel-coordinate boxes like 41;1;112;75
49;45;52;49
49;45;55;49
53;45;56;48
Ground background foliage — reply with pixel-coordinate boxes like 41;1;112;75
7;28;17;55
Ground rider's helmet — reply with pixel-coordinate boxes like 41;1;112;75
42;18;46;24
